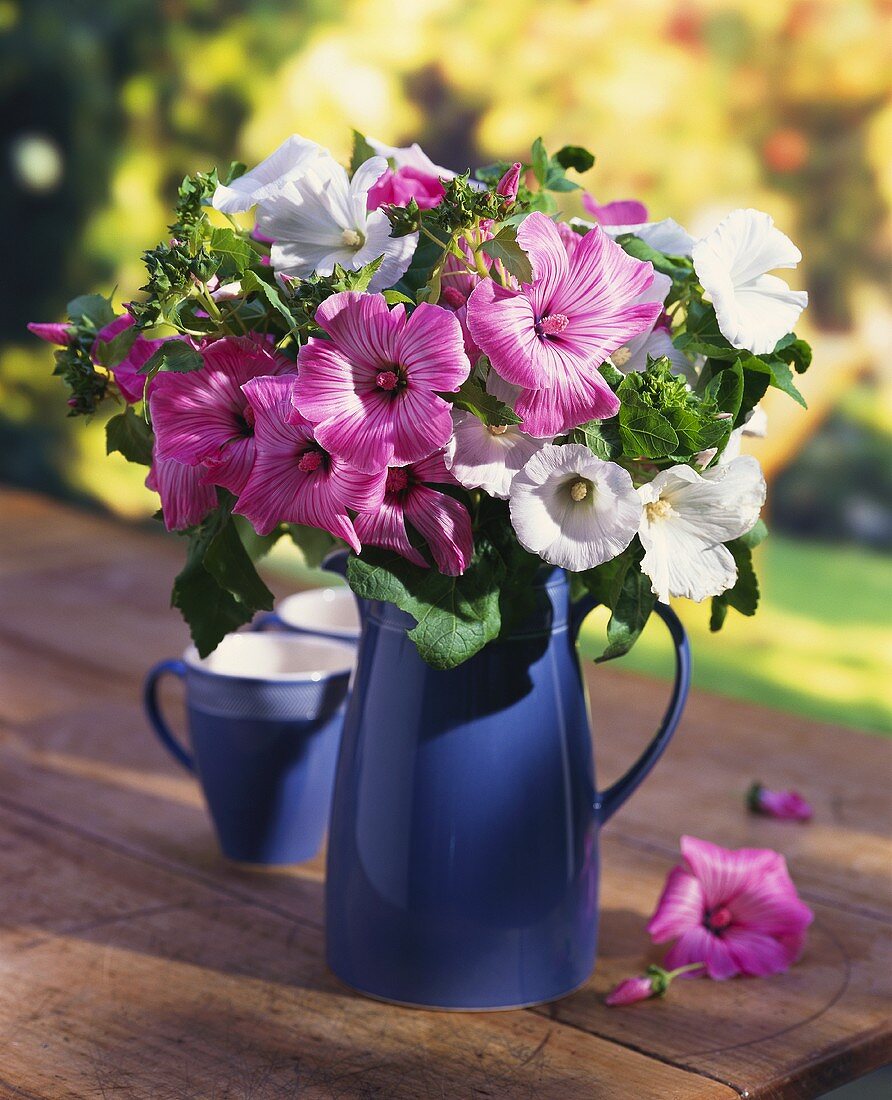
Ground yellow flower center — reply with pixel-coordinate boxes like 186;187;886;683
611;346;632;368
645;498;673;522
341;228;364;248
569;478;590;502
488;424;509;436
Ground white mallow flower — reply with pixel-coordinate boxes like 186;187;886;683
696;404;769;469
637;455;767;603
570;217;695;257
255;155;417;292
692;209;808;355
509;444;642;571
445;411;545;499
211;135;325;214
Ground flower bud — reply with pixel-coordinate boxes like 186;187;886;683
496;162;522;203
748;782;813;821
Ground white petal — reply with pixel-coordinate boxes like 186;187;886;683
743;404;768;438
212;135;325;213
509;444;641;571
616;271;671;371
445;411;544;498
575;217;695;256
356;210;417;291
640;515;738;602
367;137;454;178
486;367;522;406
693;208;807;353
348;156;389;222
623;326;692;375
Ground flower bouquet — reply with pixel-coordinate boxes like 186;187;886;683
32;131;810;669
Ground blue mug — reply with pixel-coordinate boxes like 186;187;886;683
254;587;360;643
144;632;355;864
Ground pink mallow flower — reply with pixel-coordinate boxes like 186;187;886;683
648;835;814;981
92;314;170;404
234;375;383;549
295;292;470;473
28;321;75;345
582;194;649;227
605;963;704;1006
748;783;813;822
466;212;661;437
151;335;294;495
354;451;473;576
367;165;445;211
145;454;216;532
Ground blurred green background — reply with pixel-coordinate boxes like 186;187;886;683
1;0;890;732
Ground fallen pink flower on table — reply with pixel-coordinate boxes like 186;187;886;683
748;783;813;822
647;835;814;980
605;963;704;1006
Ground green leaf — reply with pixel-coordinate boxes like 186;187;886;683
350;130;378;175
347;547;502;670
596;553;657;663
736;518;768;549
67;293;116;331
598;361;625;390
554;145;595;173
773;334;812;374
382;289;415;306
738;353;807;409
543;171;578;193
448;377;521;426
567;417;622;461
92;322;139;369
240;270;297;331
209;227;256;274
674;301;738;360
172;503;274;657
531;137;549;184
702;361;744;420
618;397;679;458
709;539;759;632
105;406;153;466
480;224;534;285
139;339;204;376
336;255;385;293
617;234;691;278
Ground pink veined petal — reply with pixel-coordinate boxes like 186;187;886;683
465;280;544;389
145;456;216;531
404;484;474;576
647;867;706;943
313;291;400;370
729;864;815;937
513;360;620;437
663;926;740;981
721;928;803;977
411;449;456;485
582;195;649;227
293;339;369;428
680;835;781;911
314;389;402;472
201;435;256;495
353;498;428;569
388;387;455;468
329;457;388;513
516;211;570;300
113;335;167;404
396;302;470;392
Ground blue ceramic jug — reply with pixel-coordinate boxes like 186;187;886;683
325;562;690;1009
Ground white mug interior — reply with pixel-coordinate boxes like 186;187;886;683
277;587;360;639
184;632;355;682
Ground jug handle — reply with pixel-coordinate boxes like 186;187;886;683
571;597;691;825
322;549;370;624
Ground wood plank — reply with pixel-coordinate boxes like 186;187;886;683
0;804;735;1100
540;833;892;1100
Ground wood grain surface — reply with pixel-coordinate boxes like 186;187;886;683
0;487;889;1099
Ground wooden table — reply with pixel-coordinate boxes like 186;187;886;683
0;487;889;1100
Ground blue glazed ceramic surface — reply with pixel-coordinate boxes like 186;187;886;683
144;634;354;865
325;565;690;1009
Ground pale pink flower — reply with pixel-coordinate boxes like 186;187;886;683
605;963;704;1006
27;321;74;345
582;194;649;227
466;212;661;436
648;835;814;980
294;292;470;473
145;454;216;532
367;166;445;211
354;451;473;576
151;335;295;495
234;375;383;548
748;783;813;822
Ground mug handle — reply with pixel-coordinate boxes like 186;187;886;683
571;597;691;825
143;659;195;772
